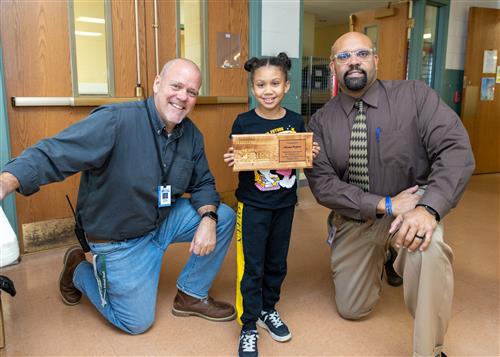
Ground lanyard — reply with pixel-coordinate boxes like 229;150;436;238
144;100;178;185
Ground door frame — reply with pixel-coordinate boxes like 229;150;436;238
408;0;450;97
248;0;261;110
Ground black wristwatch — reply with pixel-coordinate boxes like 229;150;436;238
416;204;440;222
201;211;218;223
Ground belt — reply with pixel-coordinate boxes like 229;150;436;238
86;235;115;244
86;235;143;244
333;212;374;225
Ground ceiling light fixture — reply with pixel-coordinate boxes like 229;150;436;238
75;31;102;37
77;16;105;24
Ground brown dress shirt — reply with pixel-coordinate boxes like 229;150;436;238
304;80;475;221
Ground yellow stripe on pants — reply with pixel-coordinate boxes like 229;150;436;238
235;201;245;325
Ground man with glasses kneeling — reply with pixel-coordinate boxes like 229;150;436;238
304;32;474;357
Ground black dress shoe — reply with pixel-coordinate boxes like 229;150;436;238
385;247;403;287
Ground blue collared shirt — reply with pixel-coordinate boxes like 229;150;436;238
3;97;219;240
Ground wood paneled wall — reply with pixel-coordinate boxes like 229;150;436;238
111;1;148;97
144;0;248;195
1;0;248;250
190;105;244;196
208;0;249;96
144;0;177;89
191;0;249;195
0;1;91;250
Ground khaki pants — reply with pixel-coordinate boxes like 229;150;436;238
328;212;454;357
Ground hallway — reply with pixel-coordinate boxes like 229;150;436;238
0;174;498;356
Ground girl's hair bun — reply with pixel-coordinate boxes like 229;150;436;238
277;52;291;71
244;57;259;72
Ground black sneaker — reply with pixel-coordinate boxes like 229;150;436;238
238;329;259;357
257;309;292;342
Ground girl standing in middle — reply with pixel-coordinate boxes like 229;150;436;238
224;52;320;357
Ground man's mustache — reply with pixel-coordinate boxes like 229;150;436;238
344;65;367;79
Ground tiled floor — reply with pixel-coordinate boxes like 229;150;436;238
0;174;498;356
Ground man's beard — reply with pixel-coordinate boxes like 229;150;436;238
343;66;368;91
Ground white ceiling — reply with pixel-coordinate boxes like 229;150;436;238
304;0;391;26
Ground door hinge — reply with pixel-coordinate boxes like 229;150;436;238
407;18;415;28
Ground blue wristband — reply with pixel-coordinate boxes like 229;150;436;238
385;196;393;216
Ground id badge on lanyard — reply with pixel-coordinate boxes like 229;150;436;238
158;185;172;207
144;99;177;209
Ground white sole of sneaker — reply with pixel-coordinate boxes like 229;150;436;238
171;307;237;322
256;319;292;342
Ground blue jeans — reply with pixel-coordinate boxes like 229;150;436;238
73;198;235;334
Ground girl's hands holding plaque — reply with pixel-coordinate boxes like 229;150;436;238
223;146;235;167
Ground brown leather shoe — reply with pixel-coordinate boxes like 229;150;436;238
172;289;236;322
59;246;86;305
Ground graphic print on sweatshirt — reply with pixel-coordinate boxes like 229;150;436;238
254;125;297;192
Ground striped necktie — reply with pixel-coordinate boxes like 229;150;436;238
348;100;370;191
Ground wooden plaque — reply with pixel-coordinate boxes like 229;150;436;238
232;132;313;171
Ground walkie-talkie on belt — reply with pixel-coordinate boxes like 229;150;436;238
65;195;90;252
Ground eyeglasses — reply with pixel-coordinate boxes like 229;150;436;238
332;49;375;64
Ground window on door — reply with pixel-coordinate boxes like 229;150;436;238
177;0;208;95
408;0;450;96
68;0;114;96
420;4;438;87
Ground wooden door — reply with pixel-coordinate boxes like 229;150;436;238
352;3;410;80
461;7;500;174
0;1;144;252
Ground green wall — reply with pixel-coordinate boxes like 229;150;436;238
281;58;302;113
0;44;18;233
249;0;302;114
441;69;463;115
